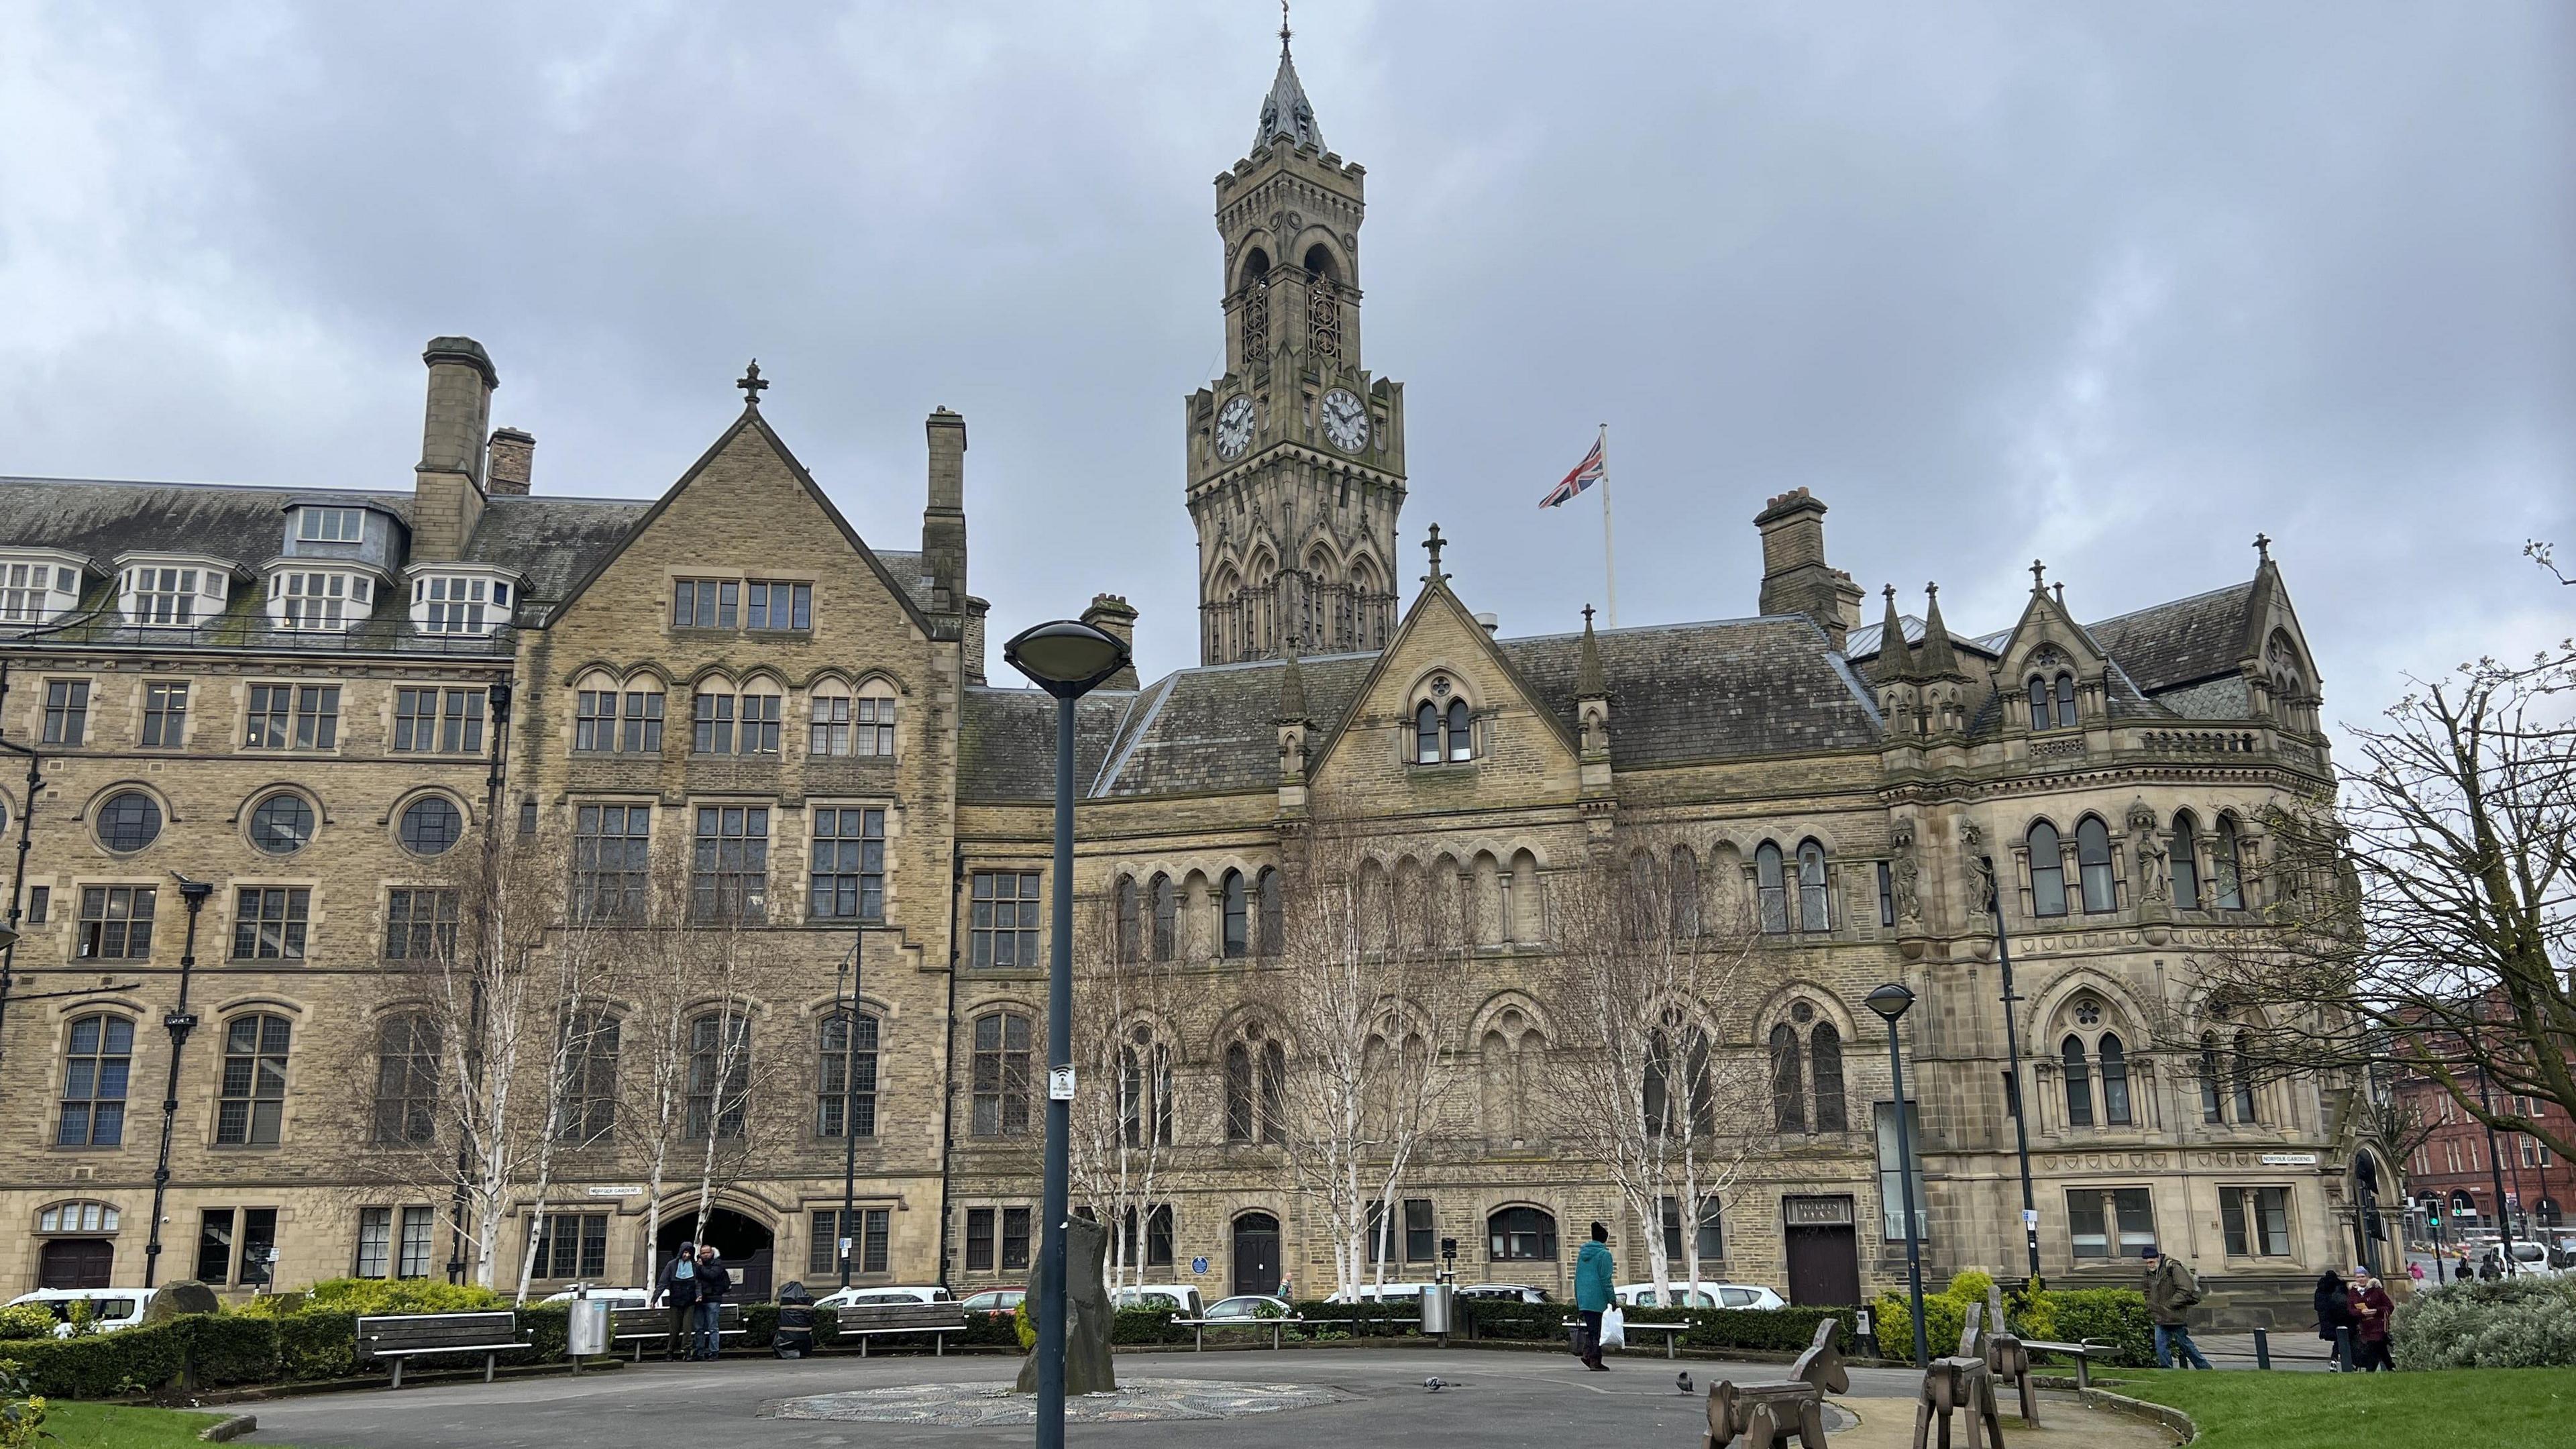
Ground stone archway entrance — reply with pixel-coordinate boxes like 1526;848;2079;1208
1232;1213;1281;1298
659;1205;776;1303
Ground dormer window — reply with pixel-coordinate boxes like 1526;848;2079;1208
296;506;366;543
0;555;84;624
118;559;229;626
2026;672;2078;730
411;573;511;634
269;570;374;631
1411;675;1474;765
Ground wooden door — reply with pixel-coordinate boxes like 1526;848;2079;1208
1232;1214;1281;1298
40;1239;114;1290
1784;1226;1861;1305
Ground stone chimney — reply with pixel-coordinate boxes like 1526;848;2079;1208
486;427;534;496
1753;486;1864;649
962;596;989;686
1081;594;1140;690
411;337;498;561
922;407;969;615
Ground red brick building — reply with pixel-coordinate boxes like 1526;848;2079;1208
2399;1072;2573;1239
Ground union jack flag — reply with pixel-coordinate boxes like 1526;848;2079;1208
1540;435;1605;508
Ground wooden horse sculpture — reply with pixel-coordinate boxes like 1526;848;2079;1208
1702;1317;1847;1449
1911;1301;2006;1449
1980;1285;2040;1428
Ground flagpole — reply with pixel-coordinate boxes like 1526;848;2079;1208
1597;423;1617;629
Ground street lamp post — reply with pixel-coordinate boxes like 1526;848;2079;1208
1867;981;1930;1366
1004;619;1130;1449
1978;856;2044;1289
143;873;215;1289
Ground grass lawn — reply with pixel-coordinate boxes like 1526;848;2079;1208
37;1401;235;1448
2107;1366;2576;1449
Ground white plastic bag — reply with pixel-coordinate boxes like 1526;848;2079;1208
1599;1305;1627;1350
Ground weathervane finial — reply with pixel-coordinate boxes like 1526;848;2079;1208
2253;532;2271;564
1422;523;1446;582
737;360;770;407
2029;558;2047;592
1280;0;1292;54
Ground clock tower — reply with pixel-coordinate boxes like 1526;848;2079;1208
1185;19;1407;665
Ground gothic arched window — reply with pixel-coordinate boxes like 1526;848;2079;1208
1446;699;1472;761
1255;867;1282;955
1222;869;1249;959
2061;1034;2094;1126
2055;674;2078;729
1796;841;1830;932
2028;822;2068;917
2198;1032;2225;1123
1120;1024;1173;1148
1755;843;1788;934
2231;1030;2260;1123
1811;1022;1847;1131
2212;816;2246;909
2171;811;2203;910
2076;816;2116;913
1415;702;1441;765
2098;1032;2133;1126
2027;676;2052;731
1670;848;1701;938
1150;873;1177;961
1770;1023;1807;1133
1115;876;1142;963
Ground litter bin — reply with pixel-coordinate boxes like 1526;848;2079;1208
567;1291;612;1363
1419;1282;1454;1336
773;1281;816;1358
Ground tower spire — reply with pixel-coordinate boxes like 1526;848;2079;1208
1872;584;1916;684
1254;4;1325;152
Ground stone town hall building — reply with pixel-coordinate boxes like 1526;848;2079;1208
0;37;2388;1321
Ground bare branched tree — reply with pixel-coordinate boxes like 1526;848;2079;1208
1540;837;1772;1301
1255;814;1473;1299
1068;885;1186;1291
2178;643;2576;1160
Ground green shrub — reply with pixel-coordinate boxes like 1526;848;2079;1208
1945;1270;1997;1306
2038;1288;2151;1367
1874;1285;2147;1368
0;1360;46;1449
2392;1276;2576;1370
0;1307;56;1344
0;1322;187;1399
1109;1307;1194;1345
236;1279;504;1319
182;1316;279;1387
274;1309;358;1380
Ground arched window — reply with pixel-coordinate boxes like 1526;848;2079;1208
1222;869;1248;958
56;1014;133;1147
971;1011;1032;1138
1670;849;1701;938
2231;1031;2259;1123
2061;1035;2094;1126
1150;873;1177;961
557;1012;618;1146
1114;876;1142;963
2171;811;2202;910
1755;843;1788;934
2076;816;2116;912
1483;1010;1542;1148
1119;1024;1173;1148
1224;1025;1286;1144
1255;867;1282;955
2198;1033;2224;1123
1770;1023;1807;1132
2028;822;2068;917
371;1013;439;1146
2055;674;2078;729
1446;699;1471;761
2212;816;2246;908
215;1014;291;1146
1487;1206;1558;1261
818;1011;877;1140
2027;677;2051;731
2098;1032;2133;1126
1415;703;1441;765
1811;1022;1847;1131
686;1011;750;1140
1225;1040;1256;1141
1797;841;1830;932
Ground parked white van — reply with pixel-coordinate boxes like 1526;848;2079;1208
5;1287;157;1336
1113;1285;1205;1316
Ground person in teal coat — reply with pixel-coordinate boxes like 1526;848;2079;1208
1574;1221;1615;1371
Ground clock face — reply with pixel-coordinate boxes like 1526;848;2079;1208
1215;395;1256;461
1321;388;1370;453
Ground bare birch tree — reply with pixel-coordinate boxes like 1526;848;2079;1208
1067;886;1185;1291
508;909;622;1301
1256;817;1472;1299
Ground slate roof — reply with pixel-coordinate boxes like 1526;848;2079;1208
1502;616;1885;766
1086;652;1380;799
957;688;1139;802
0;476;405;568
1843;614;1997;672
464;495;651;607
2084;582;2257;693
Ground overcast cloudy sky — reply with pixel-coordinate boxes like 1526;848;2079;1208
3;1;2567;727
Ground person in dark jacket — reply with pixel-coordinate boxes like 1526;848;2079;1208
2314;1269;2353;1371
653;1242;698;1361
2349;1270;2396;1371
691;1244;731;1360
1572;1222;1615;1373
2141;1246;2212;1369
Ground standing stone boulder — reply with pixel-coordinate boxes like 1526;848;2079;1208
140;1280;222;1324
1014;1214;1118;1396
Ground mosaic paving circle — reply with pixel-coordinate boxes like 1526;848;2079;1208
767;1377;1345;1426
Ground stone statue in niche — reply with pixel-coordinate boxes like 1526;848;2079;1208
1891;825;1923;925
2129;800;2169;904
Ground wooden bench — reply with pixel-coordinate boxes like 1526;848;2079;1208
609;1302;745;1361
356;1311;529;1389
1174;1314;1295;1350
1561;1315;1695;1358
1704;1317;1847;1449
1297;1313;1420;1338
835;1301;967;1356
2013;1334;2116;1389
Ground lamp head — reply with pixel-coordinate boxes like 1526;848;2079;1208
0;922;17;951
1004;619;1130;700
170;871;215;905
1865;981;1917;1023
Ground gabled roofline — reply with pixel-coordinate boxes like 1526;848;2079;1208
1303;575;1580;775
544;406;938;638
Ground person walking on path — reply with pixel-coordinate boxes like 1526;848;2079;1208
2406;1260;2425;1288
691;1244;731;1360
2141;1246;2213;1369
653;1240;698;1362
2314;1269;2355;1371
2350;1269;2396;1372
1573;1222;1615;1372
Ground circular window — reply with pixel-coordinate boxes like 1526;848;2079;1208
248;794;315;855
2075;998;2102;1026
400;796;462;856
1790;1000;1816;1025
95;792;162;853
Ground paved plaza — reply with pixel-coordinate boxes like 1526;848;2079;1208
239;1348;2177;1449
